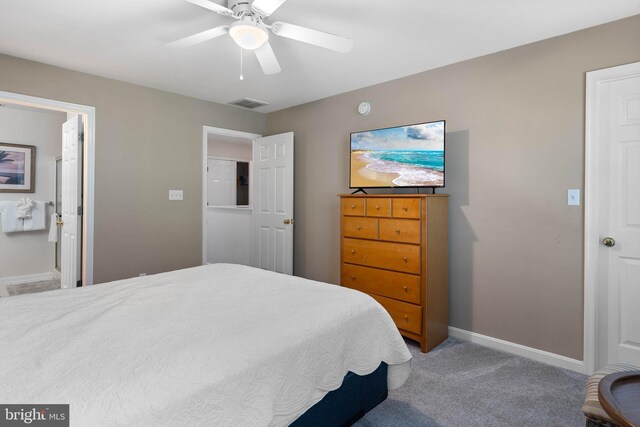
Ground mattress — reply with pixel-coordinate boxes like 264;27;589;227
0;263;411;426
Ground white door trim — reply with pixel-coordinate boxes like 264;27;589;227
202;126;261;265
584;61;640;374
0;90;96;286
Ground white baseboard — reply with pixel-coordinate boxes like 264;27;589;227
0;272;55;286
448;326;586;374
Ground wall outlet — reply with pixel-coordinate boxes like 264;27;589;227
169;190;183;201
567;189;580;206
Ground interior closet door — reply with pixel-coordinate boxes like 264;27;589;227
61;115;82;289
208;158;237;206
252;132;294;275
592;62;640;368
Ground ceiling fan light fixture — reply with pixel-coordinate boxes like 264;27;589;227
229;21;269;50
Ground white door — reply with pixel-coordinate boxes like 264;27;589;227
208;158;237;206
594;63;640;368
252;132;294;274
61;115;83;289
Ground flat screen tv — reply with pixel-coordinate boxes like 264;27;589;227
350;120;445;189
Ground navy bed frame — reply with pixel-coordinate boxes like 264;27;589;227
289;362;388;427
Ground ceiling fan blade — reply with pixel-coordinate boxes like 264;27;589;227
254;42;282;75
166;26;229;48
251;0;288;17
184;0;234;16
270;21;353;53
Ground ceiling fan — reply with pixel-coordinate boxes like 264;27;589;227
167;0;353;75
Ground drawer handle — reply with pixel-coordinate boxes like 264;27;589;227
351;204;356;209
403;256;408;262
356;225;361;230
351;250;356;255
402;206;408;211
403;286;408;292
403;315;409;322
350;276;356;281
395;229;401;234
375;205;380;210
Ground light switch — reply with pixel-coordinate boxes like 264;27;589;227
567;189;580;206
169;190;183;201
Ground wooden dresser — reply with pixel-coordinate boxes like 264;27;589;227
339;194;448;353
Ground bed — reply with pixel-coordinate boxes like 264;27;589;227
0;263;412;426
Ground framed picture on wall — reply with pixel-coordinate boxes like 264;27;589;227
0;142;36;193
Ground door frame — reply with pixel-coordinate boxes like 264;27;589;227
201;126;261;265
584;61;640;374
0;90;96;286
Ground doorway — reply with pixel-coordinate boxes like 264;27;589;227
202;126;260;267
201;126;295;274
0;90;96;287
584;61;640;372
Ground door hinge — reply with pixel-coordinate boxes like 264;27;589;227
79;131;85;142
77;206;83;215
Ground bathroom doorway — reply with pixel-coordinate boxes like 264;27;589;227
0;90;96;291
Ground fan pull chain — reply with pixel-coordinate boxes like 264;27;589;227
239;48;244;81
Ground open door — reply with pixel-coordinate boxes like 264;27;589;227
61;115;83;289
592;63;640;368
252;132;294;274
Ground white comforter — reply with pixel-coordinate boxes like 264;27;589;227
0;264;411;426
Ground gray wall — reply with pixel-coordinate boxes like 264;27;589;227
266;15;640;360
0;54;266;284
207;137;252;161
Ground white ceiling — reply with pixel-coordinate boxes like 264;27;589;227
0;1;638;113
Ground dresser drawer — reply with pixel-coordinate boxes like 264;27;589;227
342;264;420;304
392;198;420;219
343;216;378;240
379;218;421;244
365;198;391;217
371;294;422;335
343;238;420;274
342;198;365;216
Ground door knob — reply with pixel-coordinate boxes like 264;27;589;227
283;219;294;225
602;237;616;247
56;219;64;226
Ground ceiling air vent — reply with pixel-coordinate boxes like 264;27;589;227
228;98;269;109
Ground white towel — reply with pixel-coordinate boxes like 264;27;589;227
0;202;24;233
16;197;34;219
23;201;46;231
48;213;58;243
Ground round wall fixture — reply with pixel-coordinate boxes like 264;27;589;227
357;101;371;115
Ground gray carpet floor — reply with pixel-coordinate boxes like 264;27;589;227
356;338;587;427
4;279;61;296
